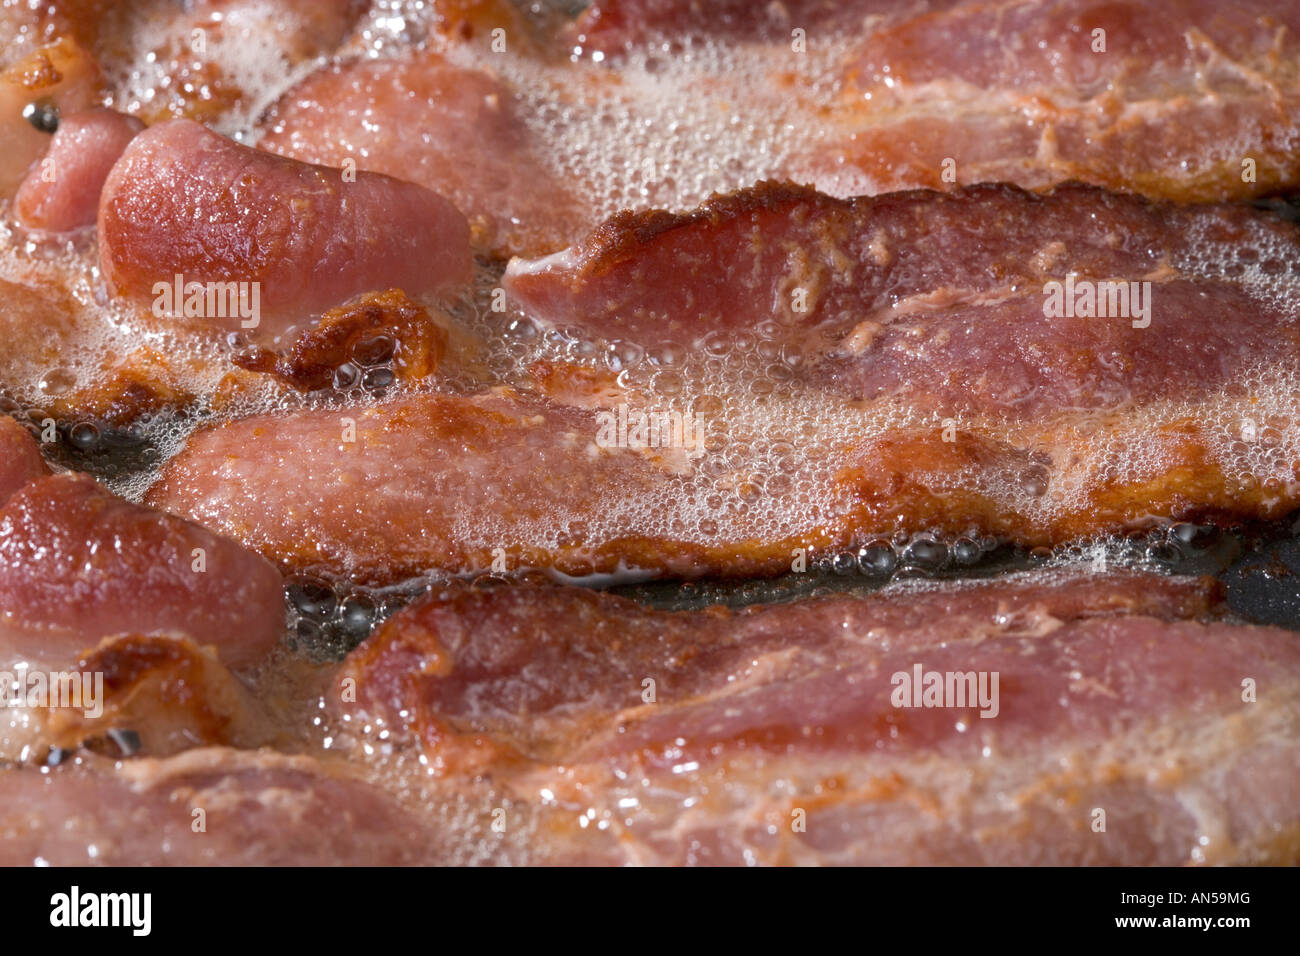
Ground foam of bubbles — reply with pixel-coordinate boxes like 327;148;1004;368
436;278;914;563
314;698;544;865
442;26;850;226
101;1;351;140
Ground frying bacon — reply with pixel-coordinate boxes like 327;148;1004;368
126;0;367;125
571;0;1300;203
0;271;218;429
143;340;1300;581
334;571;1300;864
14;107;142;231
427;0;571;54
0;37;101;197
145;389;710;584
3;0;1300;871
0;748;440;865
794;0;1300;203
0;473;284;668
251;0;1300;267
11;634;274;762
503;180;1300;392
98;118;472;340
482;183;1300;556
22;0;368;127
230;288;449;392
257;49;587;258
567;0;912;49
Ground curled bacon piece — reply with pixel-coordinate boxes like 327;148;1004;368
99;119;471;340
14;107;142;232
0;473;284;669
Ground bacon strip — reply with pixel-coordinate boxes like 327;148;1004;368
570;0;1300;203
795;0;1300;203
0;748;440;865
146;389;715;584
503;180;1300;396
98;118;472;340
0;473;284;668
143;339;1300;581
14;107;142;231
257;49;588;258
334;571;1300;864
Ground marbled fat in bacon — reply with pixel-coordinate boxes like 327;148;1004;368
795;0;1300;202
334;571;1300;864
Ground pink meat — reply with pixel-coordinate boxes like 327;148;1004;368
0;473;284;668
337;571;1300;865
144;389;692;584
98;118;472;340
257;50;587;258
796;0;1300;201
568;0;942;50
0;748;441;865
14;107;143;232
503;181;1300;416
0;417;49;506
846;0;1300;100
